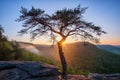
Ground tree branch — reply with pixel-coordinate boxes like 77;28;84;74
34;18;66;37
65;26;81;37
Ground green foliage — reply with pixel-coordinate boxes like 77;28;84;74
0;26;14;60
67;67;89;76
64;43;120;74
0;42;14;60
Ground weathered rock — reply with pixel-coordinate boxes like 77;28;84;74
0;62;17;70
0;61;60;80
68;74;85;80
67;75;91;80
88;73;120;80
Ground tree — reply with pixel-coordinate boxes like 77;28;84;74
16;5;106;79
0;25;5;41
0;25;14;60
11;41;22;60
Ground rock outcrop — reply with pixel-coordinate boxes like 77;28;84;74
0;61;120;80
88;73;120;80
0;61;60;80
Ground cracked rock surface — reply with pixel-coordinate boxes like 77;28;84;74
0;61;60;80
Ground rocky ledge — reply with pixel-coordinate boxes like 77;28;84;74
88;73;120;80
0;61;120;80
0;61;60;80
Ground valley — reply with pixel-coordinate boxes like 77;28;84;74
18;41;120;74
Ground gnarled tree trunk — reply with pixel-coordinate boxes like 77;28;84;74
57;39;67;80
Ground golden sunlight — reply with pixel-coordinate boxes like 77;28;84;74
62;42;65;45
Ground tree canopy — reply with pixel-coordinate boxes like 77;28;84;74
16;5;106;43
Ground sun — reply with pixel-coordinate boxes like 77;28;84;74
62;42;65;45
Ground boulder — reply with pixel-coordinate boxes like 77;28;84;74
0;61;60;80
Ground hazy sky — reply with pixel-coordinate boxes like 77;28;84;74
0;0;120;45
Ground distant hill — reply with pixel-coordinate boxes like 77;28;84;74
115;45;120;48
18;41;120;74
97;45;120;54
63;42;120;73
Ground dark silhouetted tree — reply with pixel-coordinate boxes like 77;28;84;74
16;5;106;79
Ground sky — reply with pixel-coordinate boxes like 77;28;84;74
0;0;120;45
